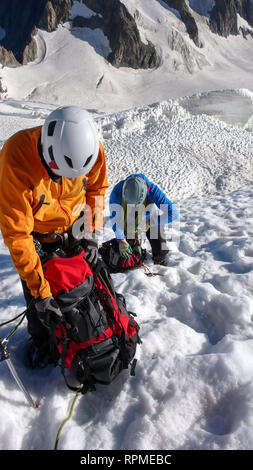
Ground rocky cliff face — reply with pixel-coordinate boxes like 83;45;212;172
209;0;253;37
164;0;253;42
162;0;201;47
73;0;159;69
0;0;72;66
0;0;158;69
209;0;238;37
38;0;72;31
0;0;253;69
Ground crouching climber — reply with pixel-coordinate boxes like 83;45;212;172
109;174;179;266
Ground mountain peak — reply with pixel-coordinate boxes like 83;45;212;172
0;0;253;69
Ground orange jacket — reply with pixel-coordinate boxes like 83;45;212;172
0;126;108;300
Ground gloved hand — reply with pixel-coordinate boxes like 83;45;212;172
35;296;63;330
118;239;133;259
84;237;99;266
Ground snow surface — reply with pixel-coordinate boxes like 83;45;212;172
1;0;253;113
1;89;253;450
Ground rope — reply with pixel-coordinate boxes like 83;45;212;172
0;310;27;328
4;312;27;342
54;386;83;450
0;300;34;328
0;300;34;342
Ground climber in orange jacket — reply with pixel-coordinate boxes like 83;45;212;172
0;106;108;359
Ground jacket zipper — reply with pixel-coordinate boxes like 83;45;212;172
32;195;50;216
58;180;71;227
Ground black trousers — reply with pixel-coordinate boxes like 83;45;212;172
21;237;64;344
126;225;168;262
21;278;50;344
146;225;169;260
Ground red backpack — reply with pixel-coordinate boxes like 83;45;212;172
99;238;146;273
41;247;141;394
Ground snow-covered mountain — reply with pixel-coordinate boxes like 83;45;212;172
0;0;253;112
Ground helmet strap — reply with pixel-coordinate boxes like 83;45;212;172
37;135;61;183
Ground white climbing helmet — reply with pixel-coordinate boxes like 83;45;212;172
41;106;100;178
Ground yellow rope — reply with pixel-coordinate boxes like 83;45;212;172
54;387;82;450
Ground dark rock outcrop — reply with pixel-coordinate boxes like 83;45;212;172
235;0;253;26
73;0;159;69
161;0;201;47
0;0;158;69
1;0;253;69
209;0;238;36
38;0;72;32
0;77;7;97
162;0;253;41
209;0;253;37
0;0;72;66
0;45;19;68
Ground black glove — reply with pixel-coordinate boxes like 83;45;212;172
35;296;63;330
84;237;99;266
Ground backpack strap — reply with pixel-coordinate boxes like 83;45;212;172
92;259;103;280
60;332;96;394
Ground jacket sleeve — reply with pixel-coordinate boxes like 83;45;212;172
85;142;108;233
0;142;52;300
145;177;179;224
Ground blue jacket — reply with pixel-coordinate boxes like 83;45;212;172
109;174;179;241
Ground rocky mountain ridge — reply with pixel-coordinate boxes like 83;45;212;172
0;0;253;69
72;0;159;69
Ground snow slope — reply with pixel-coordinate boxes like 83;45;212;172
1;90;253;450
1;0;253;113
